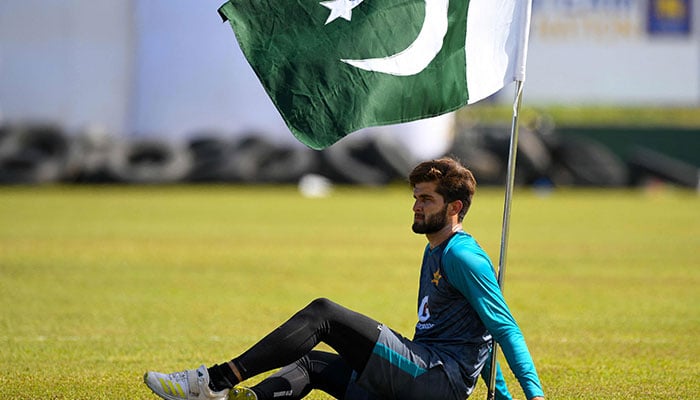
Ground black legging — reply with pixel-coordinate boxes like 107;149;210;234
251;350;352;399
231;298;382;398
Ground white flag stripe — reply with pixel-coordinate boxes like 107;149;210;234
513;0;532;82
465;0;532;104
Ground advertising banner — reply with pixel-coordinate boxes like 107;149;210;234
524;0;699;105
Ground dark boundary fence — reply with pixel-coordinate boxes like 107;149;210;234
0;121;697;188
555;126;699;169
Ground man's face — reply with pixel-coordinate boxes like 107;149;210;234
412;181;449;234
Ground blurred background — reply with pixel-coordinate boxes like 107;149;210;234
0;0;698;188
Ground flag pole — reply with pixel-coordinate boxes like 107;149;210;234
486;79;525;400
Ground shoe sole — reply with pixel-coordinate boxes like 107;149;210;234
229;387;257;400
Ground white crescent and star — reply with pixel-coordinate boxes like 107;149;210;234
320;0;449;76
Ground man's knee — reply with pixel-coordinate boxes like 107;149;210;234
293;298;340;325
307;297;339;313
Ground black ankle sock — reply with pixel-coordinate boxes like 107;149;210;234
207;363;237;392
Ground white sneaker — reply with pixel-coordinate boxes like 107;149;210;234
229;386;258;400
144;364;229;400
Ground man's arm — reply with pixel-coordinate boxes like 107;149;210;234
444;247;545;400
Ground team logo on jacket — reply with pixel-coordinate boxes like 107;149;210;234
418;295;431;322
431;269;442;286
416;295;434;329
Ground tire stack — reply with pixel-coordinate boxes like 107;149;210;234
0;120;695;189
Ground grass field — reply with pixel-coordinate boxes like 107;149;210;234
459;105;700;128
0;184;698;399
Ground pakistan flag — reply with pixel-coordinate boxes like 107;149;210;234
218;0;530;149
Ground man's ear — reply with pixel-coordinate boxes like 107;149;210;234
447;200;463;217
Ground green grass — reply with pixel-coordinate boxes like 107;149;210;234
0;185;698;399
458;105;700;128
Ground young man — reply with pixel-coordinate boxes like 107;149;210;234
144;157;545;400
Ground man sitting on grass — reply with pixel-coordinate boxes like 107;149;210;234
144;157;545;400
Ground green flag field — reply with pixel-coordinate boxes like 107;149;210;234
1;184;698;399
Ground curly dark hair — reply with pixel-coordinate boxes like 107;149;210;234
408;157;476;222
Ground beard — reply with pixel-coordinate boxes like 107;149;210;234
412;205;448;234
